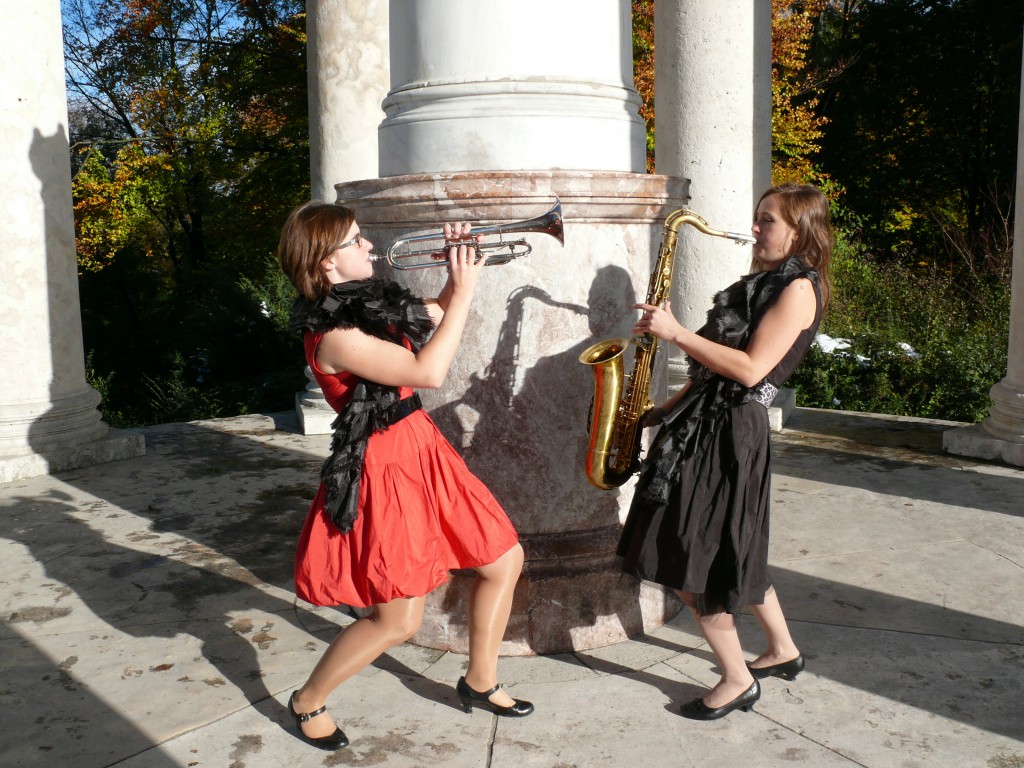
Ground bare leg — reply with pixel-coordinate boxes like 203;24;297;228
463;543;524;707
676;590;755;709
291;596;425;739
749;586;800;667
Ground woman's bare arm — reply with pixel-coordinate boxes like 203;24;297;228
634;278;817;388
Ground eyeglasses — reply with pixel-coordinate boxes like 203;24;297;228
335;233;364;251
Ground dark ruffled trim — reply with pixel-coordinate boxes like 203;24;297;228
290;279;435;533
686;257;818;376
290;278;435;348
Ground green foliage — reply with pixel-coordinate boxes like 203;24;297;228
810;0;1024;262
778;0;1017;423
790;220;1010;423
66;0;1017;429
65;0;310;426
141;352;224;425
237;256;297;337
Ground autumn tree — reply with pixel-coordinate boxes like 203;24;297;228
811;0;1024;262
63;0;309;425
771;0;830;186
631;1;830;182
632;1;655;173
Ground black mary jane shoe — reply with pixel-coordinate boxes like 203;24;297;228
456;676;534;717
679;680;760;721
747;654;805;681
288;691;349;750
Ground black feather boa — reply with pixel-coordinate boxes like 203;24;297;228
636;257;819;506
290;279;435;533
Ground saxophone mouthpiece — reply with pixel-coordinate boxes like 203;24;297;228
727;233;756;244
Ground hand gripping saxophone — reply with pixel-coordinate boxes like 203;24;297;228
578;209;754;490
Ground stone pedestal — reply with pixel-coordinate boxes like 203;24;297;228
0;1;144;484
336;171;686;653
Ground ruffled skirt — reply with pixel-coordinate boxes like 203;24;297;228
295;410;519;608
617;398;772;614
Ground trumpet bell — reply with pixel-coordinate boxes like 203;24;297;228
384;199;564;270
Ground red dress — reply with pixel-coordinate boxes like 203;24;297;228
295;331;520;608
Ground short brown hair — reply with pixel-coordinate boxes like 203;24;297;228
277;201;356;301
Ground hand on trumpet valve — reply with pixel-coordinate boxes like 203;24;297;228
442;222;485;289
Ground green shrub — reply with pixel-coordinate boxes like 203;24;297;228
790;227;1010;423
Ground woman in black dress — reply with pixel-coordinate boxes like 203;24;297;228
618;183;833;720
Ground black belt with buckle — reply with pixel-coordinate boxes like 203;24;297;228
385;394;423;427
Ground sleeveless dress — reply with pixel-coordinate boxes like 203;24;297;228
617;258;822;614
294;331;520;608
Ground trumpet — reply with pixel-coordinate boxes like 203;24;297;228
377;200;564;270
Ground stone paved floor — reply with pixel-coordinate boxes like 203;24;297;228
1;407;1022;768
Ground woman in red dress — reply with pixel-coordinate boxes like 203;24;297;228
277;201;532;751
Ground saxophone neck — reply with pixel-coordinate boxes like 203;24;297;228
667;209;755;244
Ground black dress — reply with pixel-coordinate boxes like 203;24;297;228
617;257;822;615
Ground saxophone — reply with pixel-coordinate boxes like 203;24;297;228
579;209;755;489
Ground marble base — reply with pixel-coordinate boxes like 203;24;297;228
768;387;796;432
943;423;1024;467
336;170;690;653
294;392;335;435
0;429;146;484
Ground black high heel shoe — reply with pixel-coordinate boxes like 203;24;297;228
456;676;534;717
747;654;805;681
679;680;760;721
288;692;349;750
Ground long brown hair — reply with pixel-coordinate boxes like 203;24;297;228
277;201;356;301
753;183;833;309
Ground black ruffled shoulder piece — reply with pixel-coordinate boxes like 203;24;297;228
289;278;436;534
290;277;435;349
687;257;818;369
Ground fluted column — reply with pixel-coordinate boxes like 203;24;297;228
944;38;1024;467
654;0;772;382
0;1;143;483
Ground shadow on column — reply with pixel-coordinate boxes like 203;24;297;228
429;267;679;653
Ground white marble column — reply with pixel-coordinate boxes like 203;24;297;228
306;0;389;201
654;0;772;379
0;1;143;483
944;41;1024;467
379;0;645;174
